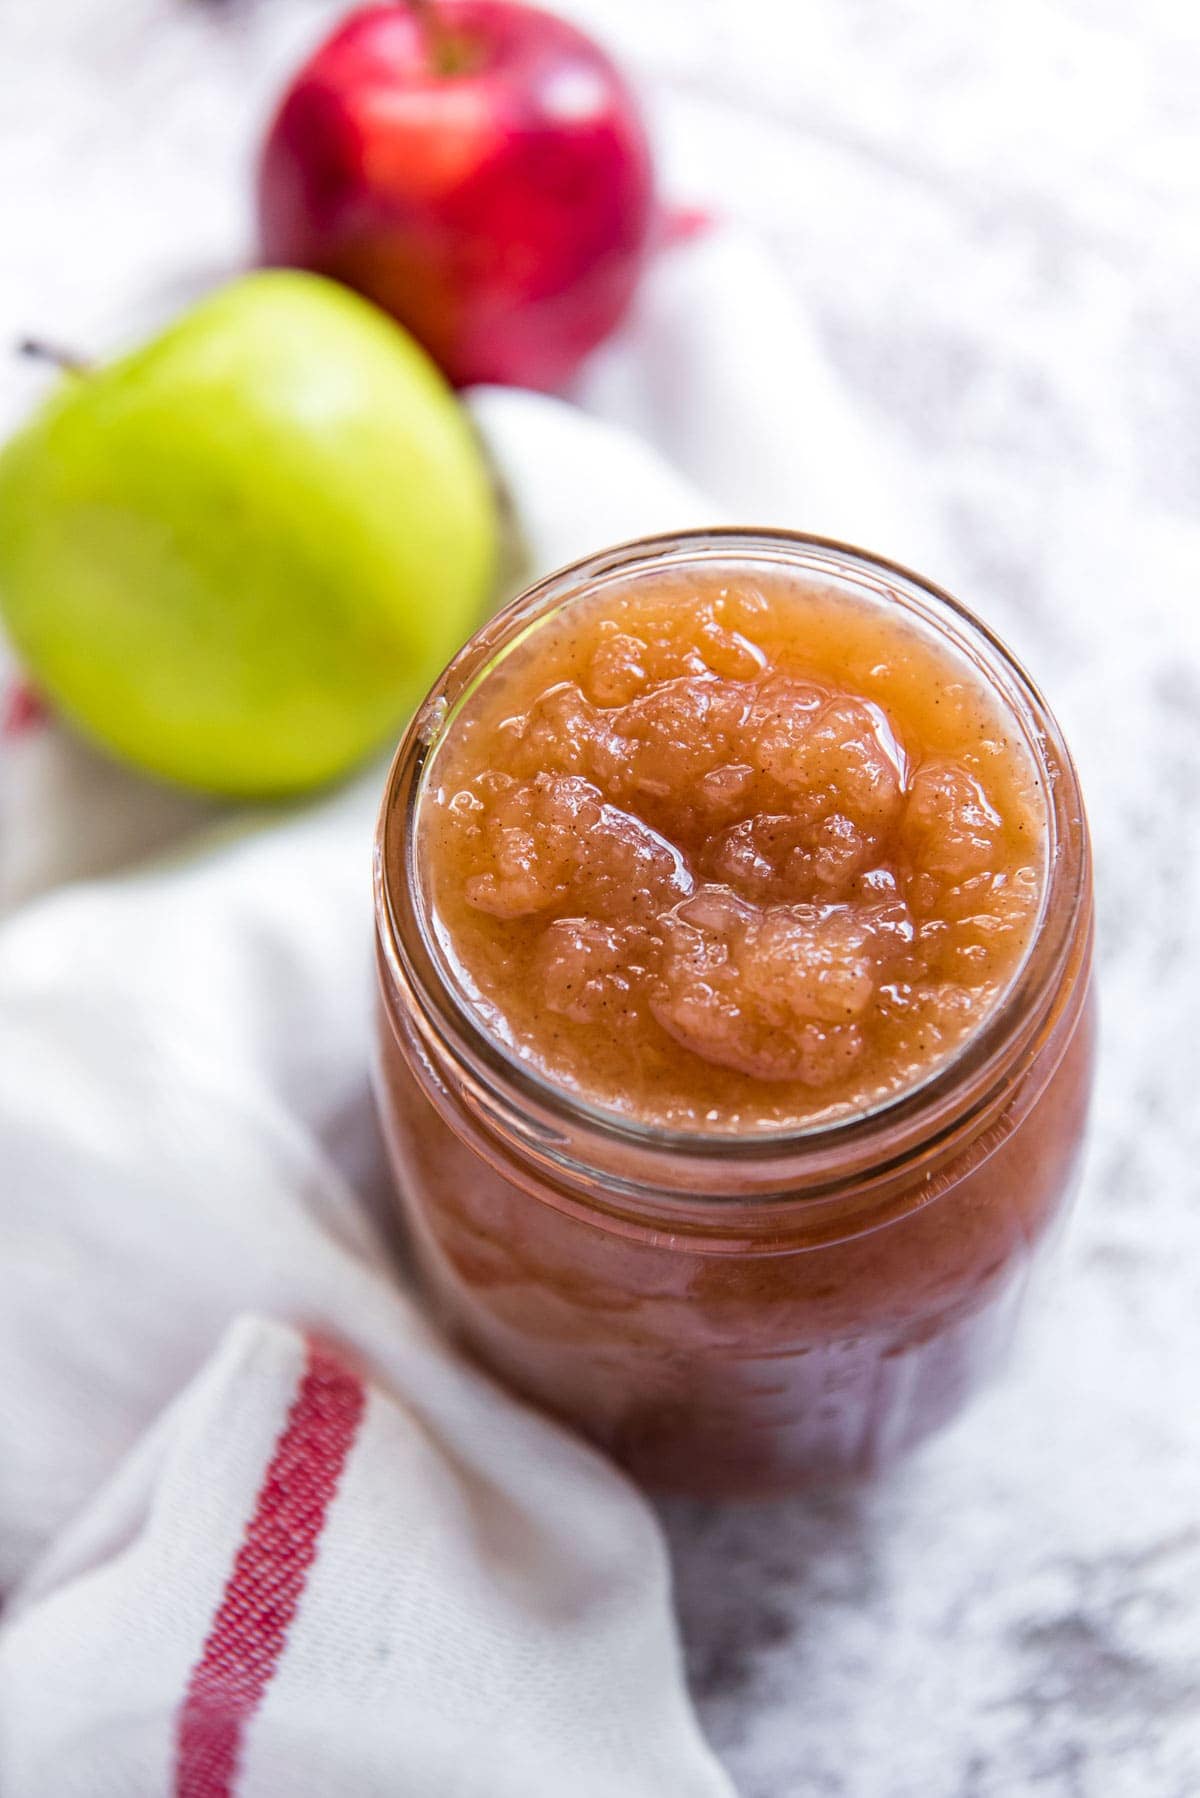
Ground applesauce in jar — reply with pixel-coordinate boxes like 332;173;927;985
374;531;1094;1494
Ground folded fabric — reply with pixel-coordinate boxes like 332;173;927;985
3;1313;730;1797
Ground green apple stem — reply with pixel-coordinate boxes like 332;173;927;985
18;338;92;377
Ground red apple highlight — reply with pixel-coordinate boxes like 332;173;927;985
257;1;656;390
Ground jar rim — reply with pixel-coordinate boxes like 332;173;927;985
375;527;1091;1202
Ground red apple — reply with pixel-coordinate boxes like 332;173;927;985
257;1;656;390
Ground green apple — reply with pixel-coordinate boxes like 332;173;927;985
0;271;498;794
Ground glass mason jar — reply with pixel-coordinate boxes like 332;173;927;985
373;530;1095;1497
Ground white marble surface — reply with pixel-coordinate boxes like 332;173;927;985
3;5;1199;1795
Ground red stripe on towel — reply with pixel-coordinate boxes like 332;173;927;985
174;1339;366;1797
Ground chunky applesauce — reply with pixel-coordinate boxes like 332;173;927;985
375;533;1094;1494
420;567;1044;1129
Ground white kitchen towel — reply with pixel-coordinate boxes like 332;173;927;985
0;230;928;1796
3;1316;730;1797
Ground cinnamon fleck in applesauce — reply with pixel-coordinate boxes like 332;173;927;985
417;566;1045;1130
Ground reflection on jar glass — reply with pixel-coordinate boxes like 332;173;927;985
373;530;1095;1497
